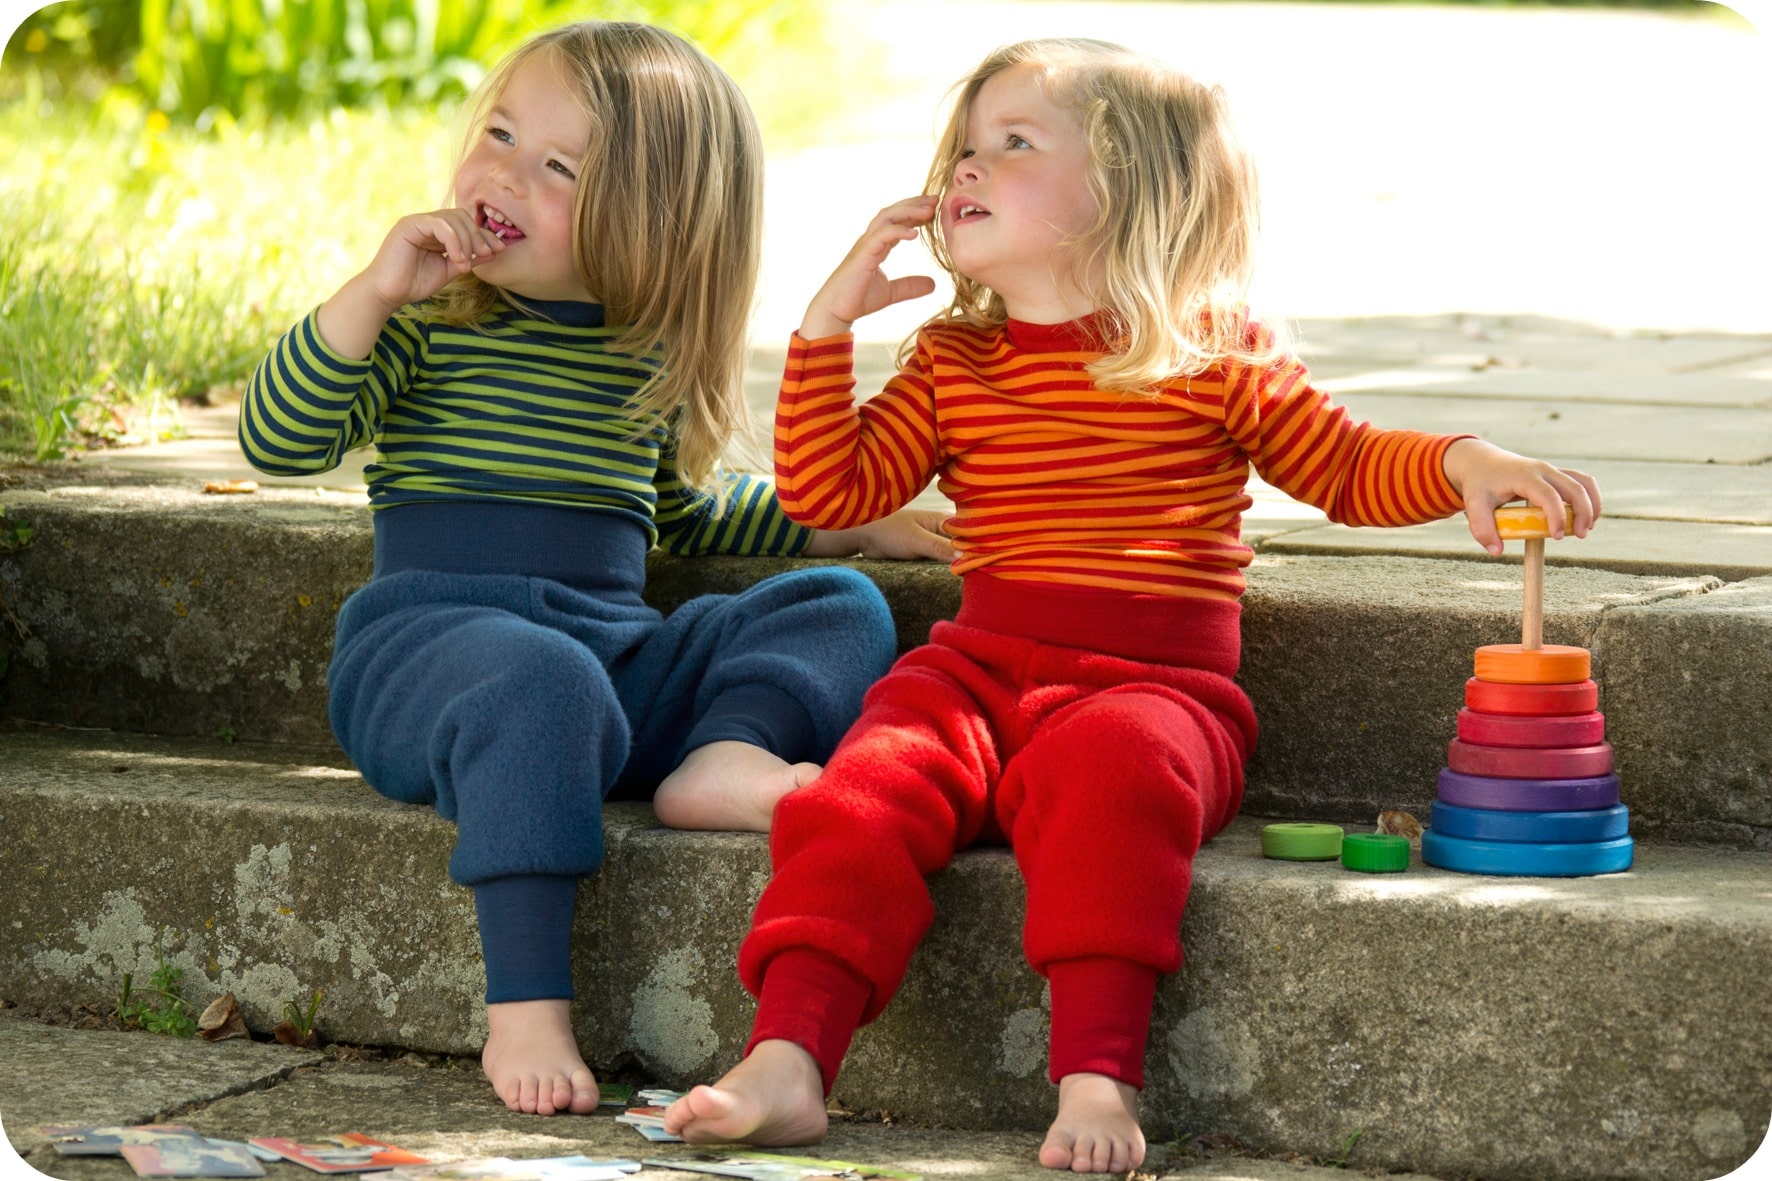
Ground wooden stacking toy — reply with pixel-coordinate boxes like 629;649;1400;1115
1421;504;1634;876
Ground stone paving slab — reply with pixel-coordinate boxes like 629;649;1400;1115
1;1034;1459;1181
1260;515;1772;582
1289;318;1772;375
1326;391;1772;464
1319;366;1772;408
0;1013;323;1158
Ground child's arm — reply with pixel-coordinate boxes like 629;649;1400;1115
1441;437;1602;555
773;198;949;535
240;210;506;476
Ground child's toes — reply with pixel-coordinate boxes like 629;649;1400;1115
1038;1132;1076;1170
568;1069;600;1114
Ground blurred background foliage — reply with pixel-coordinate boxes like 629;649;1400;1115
4;0;830;123
0;0;852;460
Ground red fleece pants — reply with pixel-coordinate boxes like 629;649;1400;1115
739;575;1257;1092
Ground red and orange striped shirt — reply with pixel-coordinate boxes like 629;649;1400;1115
775;315;1466;601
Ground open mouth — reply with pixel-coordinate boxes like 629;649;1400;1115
479;203;526;242
948;199;991;227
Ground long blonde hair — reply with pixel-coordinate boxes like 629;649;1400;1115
920;39;1281;388
428;21;763;496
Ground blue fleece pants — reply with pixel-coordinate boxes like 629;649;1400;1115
328;558;896;1001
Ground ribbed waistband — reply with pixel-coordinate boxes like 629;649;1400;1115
955;573;1242;675
373;501;651;598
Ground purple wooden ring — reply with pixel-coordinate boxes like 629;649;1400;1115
1436;768;1621;812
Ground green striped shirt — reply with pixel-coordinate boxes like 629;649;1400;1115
240;299;812;557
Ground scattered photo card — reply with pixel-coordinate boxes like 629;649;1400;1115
641;1153;921;1180
597;1084;635;1108
620;1122;683;1143
248;1134;429;1173
383;1158;639;1181
121;1138;266;1177
41;1125;202;1156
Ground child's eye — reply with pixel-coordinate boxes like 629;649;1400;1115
487;126;513;144
1006;133;1030;150
958;148;976;160
548;160;576;179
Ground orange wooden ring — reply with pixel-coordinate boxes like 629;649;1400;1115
1448;738;1614;779
1457;708;1606;748
1464;677;1598;715
1494;503;1575;541
1473;643;1590;685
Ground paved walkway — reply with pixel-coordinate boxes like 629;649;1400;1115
71;2;1772;582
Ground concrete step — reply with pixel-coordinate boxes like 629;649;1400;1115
1;481;1768;846
1;725;1767;1181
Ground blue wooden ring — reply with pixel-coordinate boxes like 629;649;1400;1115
1430;801;1630;843
1437;769;1621;811
1422;830;1634;877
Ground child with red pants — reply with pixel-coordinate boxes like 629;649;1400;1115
665;38;1601;1172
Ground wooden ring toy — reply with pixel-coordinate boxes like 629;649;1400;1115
1429;801;1630;844
1447;739;1614;780
1341;833;1410;873
1261;822;1344;861
1422;830;1633;877
1464;678;1598;716
1474;643;1591;685
1494;504;1575;540
1437;769;1621;812
1457;708;1606;748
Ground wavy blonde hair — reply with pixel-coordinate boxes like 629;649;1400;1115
427;21;763;497
919;38;1282;388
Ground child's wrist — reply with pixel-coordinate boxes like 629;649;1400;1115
798;309;853;340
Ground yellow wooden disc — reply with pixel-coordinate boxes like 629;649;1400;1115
1474;643;1591;685
1494;504;1576;541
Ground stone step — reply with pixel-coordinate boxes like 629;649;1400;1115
0;726;1766;1181
1;483;1768;846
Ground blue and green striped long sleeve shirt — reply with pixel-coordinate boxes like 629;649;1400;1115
240;298;812;557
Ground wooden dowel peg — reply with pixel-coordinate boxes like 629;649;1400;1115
1523;537;1545;650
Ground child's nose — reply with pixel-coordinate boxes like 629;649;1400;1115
953;155;983;185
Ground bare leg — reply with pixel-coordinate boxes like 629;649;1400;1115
1039;1072;1145;1173
481;999;600;1116
660;1039;828;1146
653;741;821;833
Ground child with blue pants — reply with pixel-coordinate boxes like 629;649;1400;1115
240;21;951;1117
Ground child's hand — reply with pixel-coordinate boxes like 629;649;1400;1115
317;209;510;359
799;197;940;340
803;509;956;562
363;208;509;311
1443;437;1602;556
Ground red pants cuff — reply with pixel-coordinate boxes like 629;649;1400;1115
1047;956;1159;1088
748;949;872;1095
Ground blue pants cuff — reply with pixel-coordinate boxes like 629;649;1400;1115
687;683;817;762
474;874;579;1003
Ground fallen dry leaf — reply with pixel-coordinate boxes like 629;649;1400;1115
1376;809;1424;841
196;992;249;1042
203;480;259;495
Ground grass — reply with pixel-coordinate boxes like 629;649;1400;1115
0;1;881;462
0;86;455;459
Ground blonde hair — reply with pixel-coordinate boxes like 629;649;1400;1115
427;21;764;496
920;38;1281;388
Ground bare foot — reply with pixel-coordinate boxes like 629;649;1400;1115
481;999;599;1116
1039;1072;1145;1173
661;1039;829;1145
652;741;821;833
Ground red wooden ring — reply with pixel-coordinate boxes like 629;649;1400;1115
1456;708;1606;748
1448;739;1614;779
1464;678;1599;716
